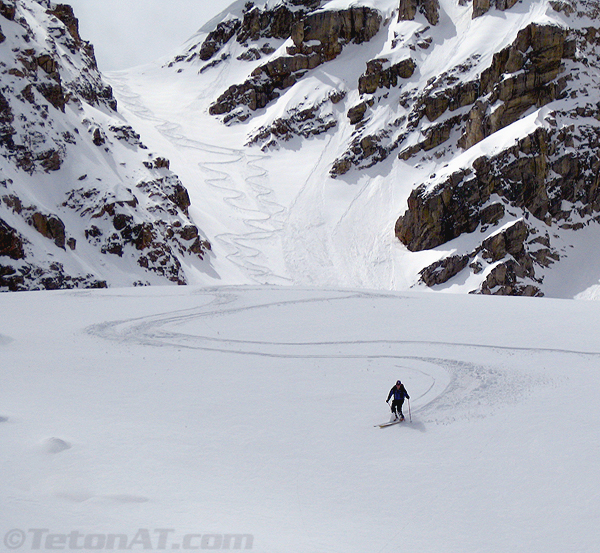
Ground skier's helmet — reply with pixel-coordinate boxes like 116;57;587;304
396;380;401;385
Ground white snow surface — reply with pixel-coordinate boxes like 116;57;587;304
1;285;600;552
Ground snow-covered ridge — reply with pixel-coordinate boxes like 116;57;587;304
0;0;214;291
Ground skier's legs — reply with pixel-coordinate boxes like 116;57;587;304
392;399;404;418
395;399;405;419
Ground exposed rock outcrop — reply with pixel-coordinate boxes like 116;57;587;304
30;211;66;249
0;219;24;260
0;0;16;21
472;0;519;19
247;90;345;149
396;113;600;294
0;1;212;291
358;57;416;95
398;0;440;26
459;24;574;149
209;6;382;122
172;1;312;68
332;22;574;176
126;0;600;295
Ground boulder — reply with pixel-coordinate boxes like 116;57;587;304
30;212;66;249
398;0;440;26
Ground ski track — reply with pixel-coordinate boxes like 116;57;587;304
85;287;563;424
107;73;293;285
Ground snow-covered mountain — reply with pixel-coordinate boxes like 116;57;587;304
116;0;600;298
3;4;600;549
0;0;212;291
3;0;600;297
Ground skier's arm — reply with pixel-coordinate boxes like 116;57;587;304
386;388;393;402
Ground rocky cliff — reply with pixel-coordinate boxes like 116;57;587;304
393;9;600;295
169;0;600;296
0;0;211;291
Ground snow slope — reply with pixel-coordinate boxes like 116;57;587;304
101;0;600;298
0;1;214;291
1;285;600;552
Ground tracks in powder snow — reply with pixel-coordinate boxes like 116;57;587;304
106;73;292;285
86;287;558;425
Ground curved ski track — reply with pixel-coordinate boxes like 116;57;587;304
107;73;293;285
85;287;563;424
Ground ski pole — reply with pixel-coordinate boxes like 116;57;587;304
408;399;412;422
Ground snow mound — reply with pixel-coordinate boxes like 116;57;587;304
41;437;72;454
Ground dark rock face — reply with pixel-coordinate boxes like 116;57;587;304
333;22;574;177
172;0;600;296
398;0;440;26
0;220;24;260
62;174;209;285
460;24;573;150
239;3;304;44
247;90;344;149
0;261;108;292
358;58;416;95
347;100;371;126
47;4;83;44
0;1;211;292
473;0;519;19
173;2;310;68
395;111;600;294
419;254;470;287
208;6;382;122
0;0;16;21
209;53;323;121
200;19;242;61
290;7;382;61
396;120;600;252
30;212;66;249
0;2;119;173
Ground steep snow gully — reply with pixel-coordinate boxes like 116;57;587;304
107;73;292;285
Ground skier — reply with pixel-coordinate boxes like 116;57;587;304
386;380;410;421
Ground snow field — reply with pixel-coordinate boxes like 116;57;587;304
1;286;600;552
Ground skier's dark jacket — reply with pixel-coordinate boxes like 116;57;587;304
387;384;409;402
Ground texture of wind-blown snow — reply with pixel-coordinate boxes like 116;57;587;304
1;285;600;552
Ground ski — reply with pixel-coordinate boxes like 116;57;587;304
375;418;405;428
